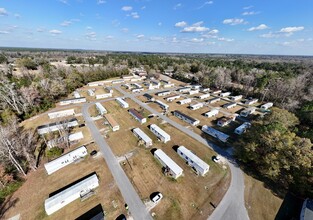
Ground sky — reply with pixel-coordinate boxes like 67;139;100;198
0;0;312;55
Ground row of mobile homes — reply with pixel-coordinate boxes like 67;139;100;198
217;116;236;127
211;89;222;95
189;90;199;95
223;102;237;109
178;98;192;105
44;174;99;215
37;118;79;135
166;95;180;102
132;88;144;93
245;98;258;105
204;109;219;118
44;146;87;175
190;103;204;110
116;97;129;108
104;114;120;131
60;97;86;106
207;97;221;104
128;108;146;124
220;92;231;97
178;87;191;93
96;93;112;99
47;132;84;149
173;110;200;126
154;149;183;179
199;93;210;100
260;102;273;110
150;124;171;143
155;100;169;110
95;102;107;116
48;109;75;119
112;79;124;84
240;107;256;117
143;93;155;101
88;89;95;96
156;90;171;97
202;125;229;143
177;146;210;176
132;128;152;147
231;95;243;101
234;122;251;135
73;91;81;98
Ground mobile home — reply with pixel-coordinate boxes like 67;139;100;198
178;98;192;105
199;93;210;100
240;107;256;117
234;122;251;135
60;97;86;106
132;128;152;147
37;118;79;135
116;97;129;108
231;95;243;101
87;89;95;96
207;97;221;104
223;102;237;109
154;149;183;179
202;125;229;143
156;90;171;97
128;108;146;124
173;110;200;126
245;98;258;105
189;90;199;95
150;124;171;143
48;109;75;119
165;95;180;102
220;92;231;97
143;93;155;101
189;103;204;110
260;102;273;110
155;100;169;110
105;114;120;131
178;87;191;93
217;116;236;127
95;102;107;116
73;91;81;98
204;109;219;118
96;93;112;99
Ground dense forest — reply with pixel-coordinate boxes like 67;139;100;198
0;50;312;204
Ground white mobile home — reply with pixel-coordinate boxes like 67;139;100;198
245;98;258;105
234;122;251;135
87;89;95;96
155;100;169;110
44;146;87;175
163;83;175;88
217;116;236;127
88;82;103;87
177;146;209;176
116;97;129;108
156;90;171;97
95;102;107;116
132;88;144;93
207;97;221;104
178;98;192;105
231;95;243;101
220;92;231;97
123;83;132;90
189;90;199;95
143;93;155;101
96;93;112;99
150;124;171;143
204;109;219;118
73;91;81;98
211;89;222;94
131;83;142;89
200;87;210;92
223;102;237;109
104;87;113;94
128;108;146;124
190;103;204;110
199;93;210;100
148;84;160;90
178;87;191;93
154;149;183;179
133;128;152;147
105;114;120;131
60;97;86;106
112;79;125;84
260;102;273;110
192;85;202;89
173;110;200;126
37;118;79;135
240;107;256;117
44;174;99;215
202;125;229;143
166;95;180;102
48;109;75;119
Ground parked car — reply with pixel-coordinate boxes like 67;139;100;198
78;123;85;128
151;192;163;203
90;150;98;156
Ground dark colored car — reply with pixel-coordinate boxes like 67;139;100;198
90;150;98;156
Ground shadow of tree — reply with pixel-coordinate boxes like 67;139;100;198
0;195;20;219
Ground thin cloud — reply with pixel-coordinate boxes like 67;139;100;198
60;20;72;26
97;0;106;4
49;29;62;35
223;18;245;25
248;24;269;31
181;22;209;33
58;0;69;5
243;5;253;10
173;3;182;10
0;31;10;34
0;8;8;16
86;26;93;30
128;12;139;19
175;21;187;28
196;1;213;10
85;31;97;40
242;11;259;16
279;26;304;33
122;6;133;11
190;38;204;43
218;37;234;42
136;34;144;39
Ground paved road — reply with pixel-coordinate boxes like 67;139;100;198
81;104;152;220
115;86;249;220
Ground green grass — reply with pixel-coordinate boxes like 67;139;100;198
0;181;23;204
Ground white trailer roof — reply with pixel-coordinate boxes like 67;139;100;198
95;102;107;114
45;174;99;215
150;124;170;140
48;109;75;119
234;122;251;134
116;97;129;107
68;132;84;142
154;149;183;176
261;102;273;109
155;100;169;109
190;103;203;108
133;128;152;144
178;146;209;171
202;125;229;142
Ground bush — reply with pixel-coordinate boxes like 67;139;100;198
46;147;63;160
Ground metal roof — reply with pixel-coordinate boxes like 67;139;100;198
154;149;183;176
128;108;145;120
133;128;152;144
178;146;209;171
105;114;119;128
174;110;198;123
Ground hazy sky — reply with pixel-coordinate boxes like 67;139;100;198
0;0;312;55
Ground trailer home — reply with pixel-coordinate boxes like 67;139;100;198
104;87;113;94
220;92;231;97
260;102;273;110
60;97;86;106
73;91;81;98
207;97;221;104
245;98;258;105
105;114;119;131
173;110;200;126
132;128;152;147
178;87;191;93
165;95;180;102
156;90;171;97
116;97;129;108
143;93;155;101
87;89;95;96
44;174;99;215
132;88;144;93
163;83;175;88
150;124;171;143
211;89;222;94
217;116;236;127
199;93;210;100
178;98;192;105
189;103;204;110
37;118;79;135
128;108;146;124
234;122;251;135
131;83;142;89
154;149;183;179
96;93;112;99
240;107;256;117
48;109;75;119
44;146;87;175
231;95;243;101
223;102;237;109
204;109;219;118
177;146;210;176
202;125;229;143
155;100;169;110
200;87;210;92
95;102;107;116
112;79;124;84
88;82;103;87
189;90;199;95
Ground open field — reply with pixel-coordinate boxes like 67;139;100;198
3;144;125;220
244;174;282;220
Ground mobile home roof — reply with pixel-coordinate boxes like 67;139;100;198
133;128;152;144
178;146;209;171
154;149;183;176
